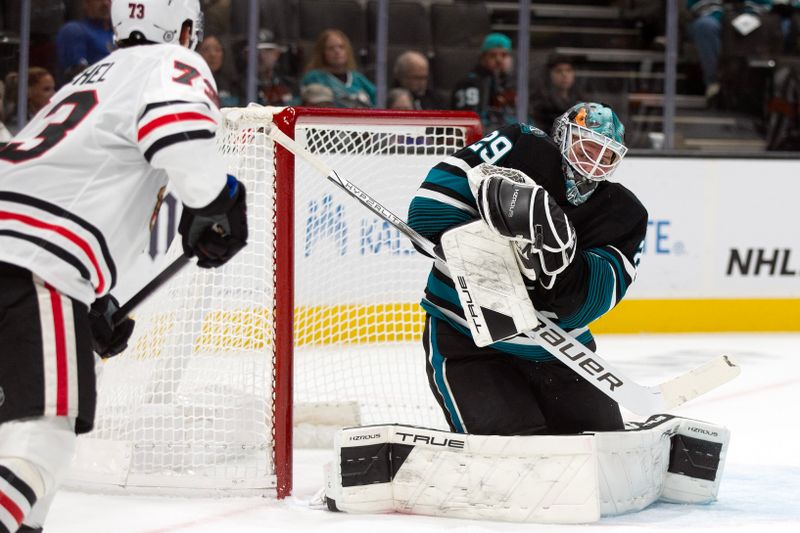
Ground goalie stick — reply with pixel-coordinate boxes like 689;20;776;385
265;123;740;416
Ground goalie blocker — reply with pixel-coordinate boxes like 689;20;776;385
322;415;730;524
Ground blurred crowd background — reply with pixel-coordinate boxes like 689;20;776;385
4;0;800;153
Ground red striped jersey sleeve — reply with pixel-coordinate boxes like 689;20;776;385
136;99;218;163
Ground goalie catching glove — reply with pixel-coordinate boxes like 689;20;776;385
179;175;248;268
476;173;576;289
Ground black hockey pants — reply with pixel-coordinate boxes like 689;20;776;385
422;315;624;435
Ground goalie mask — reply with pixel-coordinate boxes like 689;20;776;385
112;0;204;51
552;102;627;206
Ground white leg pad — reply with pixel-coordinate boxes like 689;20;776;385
324;415;730;524
326;425;601;524
596;414;729;514
596;416;675;515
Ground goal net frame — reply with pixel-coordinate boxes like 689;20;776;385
67;106;483;499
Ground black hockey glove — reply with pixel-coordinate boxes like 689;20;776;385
476;175;576;289
89;294;135;358
179;177;248;268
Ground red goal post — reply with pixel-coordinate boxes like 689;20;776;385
66;106;483;498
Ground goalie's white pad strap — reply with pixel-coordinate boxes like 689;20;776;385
325;415;730;524
440;220;537;347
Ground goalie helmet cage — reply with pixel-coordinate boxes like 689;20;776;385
66;106;483;499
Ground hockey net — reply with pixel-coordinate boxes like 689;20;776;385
66;106;482;497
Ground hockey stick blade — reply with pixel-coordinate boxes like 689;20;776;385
658;354;741;411
265;121;741;415
523;314;741;415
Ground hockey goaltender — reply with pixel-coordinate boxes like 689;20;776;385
311;103;735;524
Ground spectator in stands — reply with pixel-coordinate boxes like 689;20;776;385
55;0;113;83
241;29;297;106
198;35;240;107
0;81;11;143
392;51;444;110
387;88;415;110
201;0;232;37
686;0;772;104
26;68;56;117
301;83;335;107
230;0;302;78
301;29;375;108
530;53;584;134
451;32;517;131
2;67;56;134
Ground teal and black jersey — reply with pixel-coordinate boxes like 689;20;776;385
451;64;517;131
407;123;648;361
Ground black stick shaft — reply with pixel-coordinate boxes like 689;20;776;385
113;255;191;325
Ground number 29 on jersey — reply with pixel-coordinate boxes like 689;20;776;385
468;130;512;164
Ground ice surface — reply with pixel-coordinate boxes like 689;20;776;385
48;333;800;532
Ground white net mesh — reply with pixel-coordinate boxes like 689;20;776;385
293;120;467;430
67;107;479;495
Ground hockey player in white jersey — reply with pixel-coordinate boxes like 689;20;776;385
0;2;247;531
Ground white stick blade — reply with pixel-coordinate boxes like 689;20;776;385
658;355;741;410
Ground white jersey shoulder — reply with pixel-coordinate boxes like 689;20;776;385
0;43;228;305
